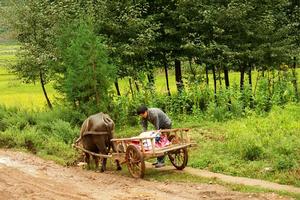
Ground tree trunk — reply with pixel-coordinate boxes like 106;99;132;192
114;78;121;96
292;56;299;101
39;69;52;109
205;65;209;85
223;65;231;110
163;55;171;96
129;78;134;97
240;65;245;91
212;65;217;102
175;59;184;93
248;63;254;108
223;65;230;89
134;79;140;93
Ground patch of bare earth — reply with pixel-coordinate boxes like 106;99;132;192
0;149;293;200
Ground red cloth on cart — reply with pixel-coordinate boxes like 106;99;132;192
131;131;170;151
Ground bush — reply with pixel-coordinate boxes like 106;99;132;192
275;156;298;171
40;137;77;165
255;78;271;113
206;102;231;121
0;127;44;152
0;130;17;148
50;119;78;144
242;143;263;161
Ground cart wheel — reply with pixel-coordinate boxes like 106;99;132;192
125;145;145;178
168;147;188;170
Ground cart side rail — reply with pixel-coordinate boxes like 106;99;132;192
111;128;192;156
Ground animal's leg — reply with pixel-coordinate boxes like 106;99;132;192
84;153;91;169
101;158;107;172
115;159;122;171
93;156;99;170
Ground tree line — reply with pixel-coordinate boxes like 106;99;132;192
0;0;299;118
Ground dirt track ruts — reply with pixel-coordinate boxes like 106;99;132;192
0;149;295;200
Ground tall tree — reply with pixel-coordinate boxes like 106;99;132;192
55;19;116;113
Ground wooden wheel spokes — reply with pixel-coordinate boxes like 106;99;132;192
168;147;188;170
126;145;145;178
173;149;184;165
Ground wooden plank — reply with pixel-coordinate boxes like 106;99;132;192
159;128;190;133
84;131;109;135
143;143;193;156
73;144;112;158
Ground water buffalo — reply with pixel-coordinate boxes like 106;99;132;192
79;112;121;172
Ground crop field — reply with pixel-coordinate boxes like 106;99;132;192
0;43;56;109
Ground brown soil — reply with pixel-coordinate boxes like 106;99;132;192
0;149;294;200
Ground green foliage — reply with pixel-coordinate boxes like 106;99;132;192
39;137;77;165
255;78;271;113
0;105;8;131
54;19;116;114
272;71;295;105
275;156;298;171
241;142;264;161
0;105;79;165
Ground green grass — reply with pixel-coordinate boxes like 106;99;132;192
112;105;300;200
0;42;19;66
186;104;300;187
0;67;56;109
115;103;300;188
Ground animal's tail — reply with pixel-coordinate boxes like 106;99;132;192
77;118;89;144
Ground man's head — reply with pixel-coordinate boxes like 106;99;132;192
137;105;148;118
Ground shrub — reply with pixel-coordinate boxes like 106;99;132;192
0;130;17;148
242;144;263;161
255;78;271;113
40;137;77;165
275;156;298;171
50;119;78;144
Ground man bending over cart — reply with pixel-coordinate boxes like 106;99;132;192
137;105;172;168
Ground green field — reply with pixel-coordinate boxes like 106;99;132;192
0;43;56;109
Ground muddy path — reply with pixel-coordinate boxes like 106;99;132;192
0;149;294;200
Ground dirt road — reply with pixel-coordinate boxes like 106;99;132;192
0;149;293;200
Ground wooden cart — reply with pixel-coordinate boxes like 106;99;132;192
74;128;194;178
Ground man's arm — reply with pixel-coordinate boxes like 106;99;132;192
141;118;148;132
